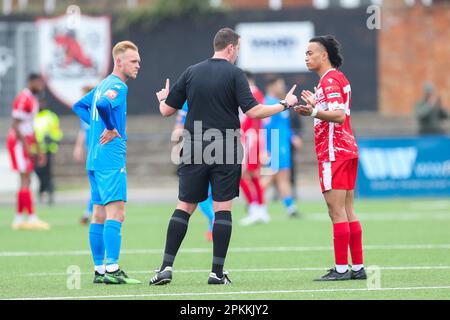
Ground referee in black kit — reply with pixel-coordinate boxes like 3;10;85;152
149;28;299;285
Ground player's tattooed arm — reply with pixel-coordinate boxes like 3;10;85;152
294;88;345;124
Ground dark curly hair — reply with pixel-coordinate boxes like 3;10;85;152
309;35;343;69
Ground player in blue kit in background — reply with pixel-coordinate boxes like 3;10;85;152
262;75;299;218
173;102;214;242
73;85;95;225
72;41;141;284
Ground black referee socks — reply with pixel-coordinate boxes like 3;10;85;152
212;211;233;278
161;209;191;270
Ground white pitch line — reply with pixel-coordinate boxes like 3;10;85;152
1;244;450;257
409;201;450;210
1;211;449;228
307;213;450;221
6;285;450;300
23;265;450;277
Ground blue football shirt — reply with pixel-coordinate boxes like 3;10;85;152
263;95;292;153
80;120;90;149
78;74;128;171
175;101;188;126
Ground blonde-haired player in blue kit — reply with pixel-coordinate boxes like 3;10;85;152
72;41;141;284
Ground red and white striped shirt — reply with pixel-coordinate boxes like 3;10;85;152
314;68;358;162
240;85;264;167
11;88;39;137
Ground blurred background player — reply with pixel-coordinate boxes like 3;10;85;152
415;83;448;135
296;35;365;281
173;101;215;242
73;85;95;225
239;71;269;226
261;75;300;219
72;41;141;284
33;98;63;205
7;73;50;231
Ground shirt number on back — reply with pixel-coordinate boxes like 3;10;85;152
92;91;101;122
343;85;351;115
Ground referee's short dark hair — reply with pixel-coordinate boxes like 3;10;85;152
310;35;344;69
213;28;240;51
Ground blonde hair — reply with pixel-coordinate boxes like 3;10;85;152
112;41;138;60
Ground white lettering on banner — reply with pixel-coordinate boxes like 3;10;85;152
370;179;450;191
415;160;450;178
236;22;314;73
360;147;417;180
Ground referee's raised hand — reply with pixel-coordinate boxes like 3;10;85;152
156;78;170;103
285;84;298;107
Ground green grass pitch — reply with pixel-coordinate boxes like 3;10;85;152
1;199;449;300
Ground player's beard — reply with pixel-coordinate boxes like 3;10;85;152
124;69;137;80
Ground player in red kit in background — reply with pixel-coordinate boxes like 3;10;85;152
240;71;270;225
295;35;366;281
7;73;50;231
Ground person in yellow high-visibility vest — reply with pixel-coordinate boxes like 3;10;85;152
34;99;63;204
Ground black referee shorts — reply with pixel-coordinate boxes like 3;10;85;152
178;163;241;203
177;138;243;203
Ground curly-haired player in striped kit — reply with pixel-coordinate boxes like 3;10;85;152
295;35;366;281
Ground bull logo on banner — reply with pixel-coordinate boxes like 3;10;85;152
37;14;111;107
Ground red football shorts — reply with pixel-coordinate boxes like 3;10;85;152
7;131;35;173
318;158;358;193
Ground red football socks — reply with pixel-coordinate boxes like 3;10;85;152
251;176;264;205
333;222;350;266
239;179;253;204
18;188;34;215
349;220;364;265
17;190;24;214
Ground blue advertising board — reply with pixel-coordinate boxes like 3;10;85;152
357;136;450;198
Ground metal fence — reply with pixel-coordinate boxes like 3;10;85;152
0;21;38;117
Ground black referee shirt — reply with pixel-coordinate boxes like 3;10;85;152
166;58;259;136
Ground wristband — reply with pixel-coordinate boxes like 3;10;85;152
279;100;290;111
159;98;166;103
310;107;318;117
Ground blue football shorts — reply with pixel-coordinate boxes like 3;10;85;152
267;142;292;172
87;168;127;206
